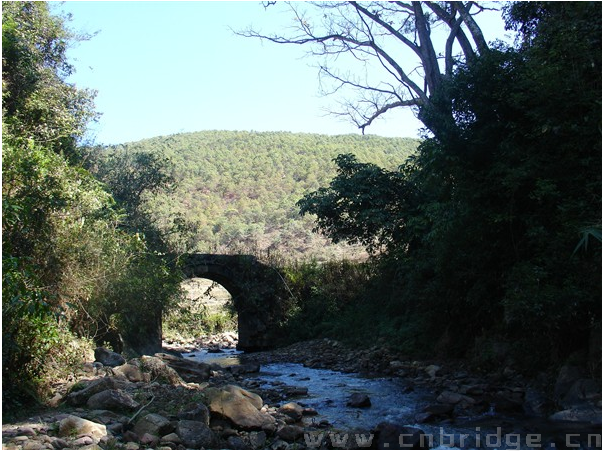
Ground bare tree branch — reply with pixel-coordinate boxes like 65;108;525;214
455;2;489;54
237;1;494;137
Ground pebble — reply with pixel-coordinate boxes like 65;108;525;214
51;438;70;449
72;436;94;446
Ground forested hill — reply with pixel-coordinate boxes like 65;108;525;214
104;131;420;259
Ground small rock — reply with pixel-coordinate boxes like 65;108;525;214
554;365;584;400
48;393;64;408
227;435;248;449
347;393;371;408
278;402;304;421
134;413;174;438
271;439;290;450
72;436;94;447
177;402;210;425
160;432;182;444
125;442;140;450
22;440;45;450
107;422;124;434
249;431;267;449
417;404;454;422
229;363;261;375
425;364;441;378
58;415;107;444
139;432;159;446
277;425;304;442
114;363;148;382
94;347;126;367
51;438;70;449
176;420;217;449
549;407;603;423
302;407;318;416
389;360;404;370
284;386;308;397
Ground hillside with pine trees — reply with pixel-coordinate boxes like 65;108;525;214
92;131;420;260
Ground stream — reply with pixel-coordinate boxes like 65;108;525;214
181;348;602;449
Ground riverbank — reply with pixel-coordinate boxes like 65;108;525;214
2;336;601;450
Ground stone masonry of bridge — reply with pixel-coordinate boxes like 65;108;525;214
180;253;284;352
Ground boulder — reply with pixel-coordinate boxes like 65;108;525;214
94;347;125;367
347;393;372;408
86;389;139;411
138;355;184;385
67;377;129;406
561;378;601;409
58;415;107;444
207;385;274;430
133;413;174;438
154;352;211;382
176;420;217;449
113;363;148;382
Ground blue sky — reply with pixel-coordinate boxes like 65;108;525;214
54;1;509;145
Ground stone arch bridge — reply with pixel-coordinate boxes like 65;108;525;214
178;253;286;352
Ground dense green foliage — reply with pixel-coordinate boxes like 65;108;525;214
163;280;238;341
2;2;182;410
295;2;601;372
92;131;419;259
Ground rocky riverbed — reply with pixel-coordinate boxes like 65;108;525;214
2;334;601;450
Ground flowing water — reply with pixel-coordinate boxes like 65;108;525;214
183;349;601;449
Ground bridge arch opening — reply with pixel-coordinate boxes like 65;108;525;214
163;276;239;348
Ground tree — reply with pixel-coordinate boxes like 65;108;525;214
2;3;184;408
297;153;421;254
2;1;97;161
292;1;601;367
240;1;499;138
